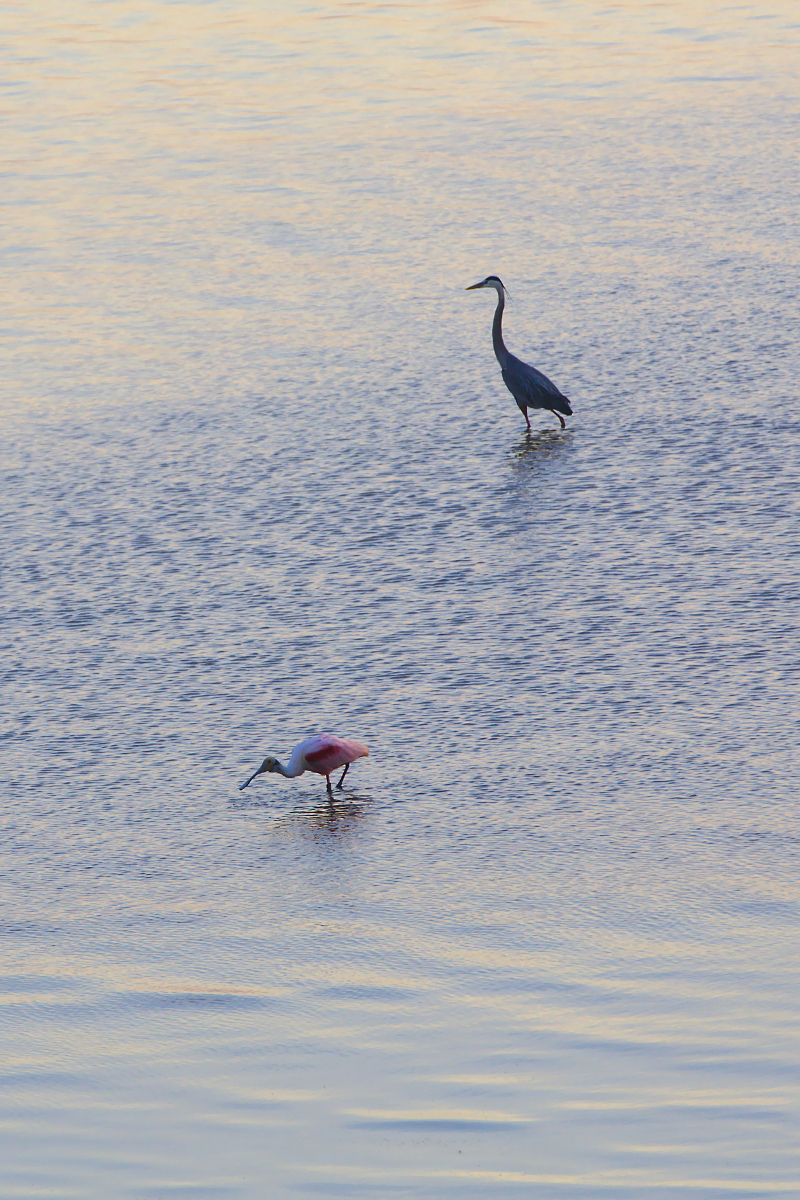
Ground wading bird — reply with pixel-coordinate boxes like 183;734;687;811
239;733;369;797
467;276;573;430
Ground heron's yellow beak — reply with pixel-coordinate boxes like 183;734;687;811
466;282;483;290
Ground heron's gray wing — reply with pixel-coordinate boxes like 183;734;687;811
503;355;567;403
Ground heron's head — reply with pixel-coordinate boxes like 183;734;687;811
466;275;505;293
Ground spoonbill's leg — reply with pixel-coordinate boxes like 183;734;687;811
550;409;566;429
325;775;333;797
336;764;350;789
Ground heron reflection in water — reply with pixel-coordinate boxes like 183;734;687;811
467;276;573;431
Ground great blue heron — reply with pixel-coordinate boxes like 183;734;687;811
467;276;573;430
239;733;369;797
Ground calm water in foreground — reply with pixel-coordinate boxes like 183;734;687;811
2;2;799;1196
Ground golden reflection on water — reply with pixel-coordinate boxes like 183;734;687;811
302;1163;793;1188
10;1;799;110
6;0;798;415
8;1;800;161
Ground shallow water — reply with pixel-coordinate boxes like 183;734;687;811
2;1;800;1196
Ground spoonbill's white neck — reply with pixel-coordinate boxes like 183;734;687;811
272;759;297;778
284;745;310;777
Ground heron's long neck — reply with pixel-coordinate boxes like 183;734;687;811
491;289;509;365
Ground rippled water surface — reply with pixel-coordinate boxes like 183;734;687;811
3;1;800;1196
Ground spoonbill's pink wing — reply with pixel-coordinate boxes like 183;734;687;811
302;734;369;776
335;737;369;764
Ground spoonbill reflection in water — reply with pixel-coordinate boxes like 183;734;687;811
239;733;369;797
467;275;573;430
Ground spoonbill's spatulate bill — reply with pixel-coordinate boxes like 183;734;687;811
467;275;573;431
239;733;369;796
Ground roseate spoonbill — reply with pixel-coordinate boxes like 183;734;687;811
467;276;573;430
239;733;369;797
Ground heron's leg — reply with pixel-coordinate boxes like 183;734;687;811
524;409;531;431
325;775;333;797
336;764;350;789
550;410;566;429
